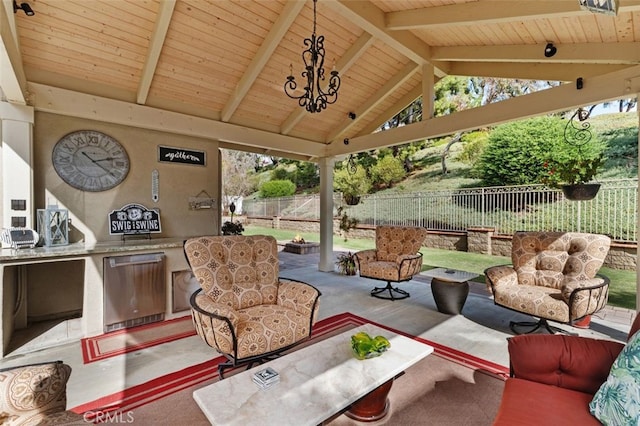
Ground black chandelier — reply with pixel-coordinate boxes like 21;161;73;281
284;0;340;113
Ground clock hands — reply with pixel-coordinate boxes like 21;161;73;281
81;152;112;173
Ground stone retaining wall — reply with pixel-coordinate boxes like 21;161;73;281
245;216;636;271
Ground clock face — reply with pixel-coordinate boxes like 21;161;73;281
52;130;130;192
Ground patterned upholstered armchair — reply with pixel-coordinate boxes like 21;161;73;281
184;235;321;378
485;231;611;334
354;225;428;300
0;361;84;425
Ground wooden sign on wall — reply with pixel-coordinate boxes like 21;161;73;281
158;145;206;166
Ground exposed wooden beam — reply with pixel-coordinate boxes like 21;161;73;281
221;0;305;122
329;65;640;156
281;32;374;135
432;43;640;65
355;85;422;137
0;4;26;104
386;1;640;30
137;0;176;105
448;62;632;81
326;62;418;142
218;141;315;163
29;83;327;159
325;0;449;77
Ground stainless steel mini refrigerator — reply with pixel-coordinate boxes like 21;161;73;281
103;252;166;332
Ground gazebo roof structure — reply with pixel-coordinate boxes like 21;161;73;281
0;0;640;161
2;0;640;160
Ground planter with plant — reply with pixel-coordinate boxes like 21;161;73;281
337;206;358;242
334;160;371;206
222;202;244;235
541;156;603;200
540;108;604;201
336;251;357;276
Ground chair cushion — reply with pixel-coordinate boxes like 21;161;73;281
185;235;279;310
492;284;569;323
511;232;610;289
358;261;403;282
0;361;83;426
235;305;312;359
494;378;600;426
375;226;427;262
590;330;640;425
509;334;623;394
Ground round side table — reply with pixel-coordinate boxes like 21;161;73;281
430;278;470;315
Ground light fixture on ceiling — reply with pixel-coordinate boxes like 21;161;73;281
284;0;340;113
544;43;557;58
13;0;35;16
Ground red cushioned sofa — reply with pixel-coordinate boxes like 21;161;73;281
493;313;640;425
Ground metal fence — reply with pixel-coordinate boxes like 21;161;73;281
243;179;638;242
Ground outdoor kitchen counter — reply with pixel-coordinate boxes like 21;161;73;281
0;237;192;359
0;237;186;262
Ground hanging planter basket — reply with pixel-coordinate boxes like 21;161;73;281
343;194;361;206
561;183;601;201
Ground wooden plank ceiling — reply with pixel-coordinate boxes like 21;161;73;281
3;0;640;160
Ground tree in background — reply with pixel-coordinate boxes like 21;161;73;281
370;155;406;189
221;149;259;212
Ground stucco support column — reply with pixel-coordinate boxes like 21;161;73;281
318;157;335;272
0;102;34;238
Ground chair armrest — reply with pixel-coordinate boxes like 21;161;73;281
190;289;240;326
561;273;610;319
190;288;241;355
508;334;624;394
484;265;517;294
354;249;377;267
396;253;423;277
277;278;321;321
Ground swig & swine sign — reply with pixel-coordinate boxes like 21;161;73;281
108;203;162;235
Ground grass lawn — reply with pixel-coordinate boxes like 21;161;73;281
244;225;637;310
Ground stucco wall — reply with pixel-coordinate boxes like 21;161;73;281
34;112;221;243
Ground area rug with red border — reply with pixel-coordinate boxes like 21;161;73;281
80;315;196;363
73;312;509;423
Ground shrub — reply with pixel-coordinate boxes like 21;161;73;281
221;221;244;235
475;116;604;186
370;155;406;188
259;179;296;198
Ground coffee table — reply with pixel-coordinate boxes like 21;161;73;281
422;268;480;314
192;323;433;425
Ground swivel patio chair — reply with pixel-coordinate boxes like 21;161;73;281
184;235;321;378
485;231;611;334
354;225;428;300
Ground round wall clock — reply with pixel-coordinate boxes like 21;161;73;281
52;130;130;192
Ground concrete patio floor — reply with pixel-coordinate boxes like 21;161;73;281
0;246;635;410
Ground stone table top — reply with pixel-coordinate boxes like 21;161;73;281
420;267;480;283
192;323;434;426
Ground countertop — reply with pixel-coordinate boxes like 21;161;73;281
0;237;186;262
